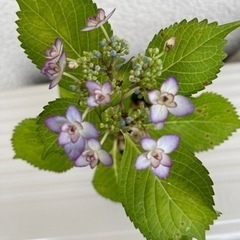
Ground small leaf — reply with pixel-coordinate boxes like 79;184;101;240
119;134;218;240
12;118;73;172
147;19;240;95
150;92;240;152
16;0;113;91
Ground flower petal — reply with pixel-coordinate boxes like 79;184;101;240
45;116;68;133
156;135;180;154
74;154;89;167
87;96;98;107
150;104;169;123
85;81;101;94
168;95;194;116
49;74;62;89
104;8;116;22
161;153;173;167
102;81;112;94
58;131;71;145
97;8;105;20
81;26;96;32
64;136;85;160
161;77;179;95
135;153;151;170
141;137;156;151
152;165;171;179
97;150;113;166
66;105;82;123
148;90;161;104
87;138;101;151
81;122;99;139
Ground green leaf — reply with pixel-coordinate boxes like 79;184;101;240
16;0;113;91
12;118;73;172
92;139;121;202
150;92;240;152
147;19;240;95
119;134;218;240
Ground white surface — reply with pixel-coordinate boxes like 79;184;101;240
0;63;240;239
1;0;240;90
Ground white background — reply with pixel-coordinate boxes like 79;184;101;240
1;0;240;89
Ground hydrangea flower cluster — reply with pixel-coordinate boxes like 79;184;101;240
43;8;194;178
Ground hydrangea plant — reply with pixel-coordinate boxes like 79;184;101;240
12;0;240;239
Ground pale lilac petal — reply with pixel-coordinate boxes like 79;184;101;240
104;8;116;22
148;90;161;104
152;165;171;179
66;105;82;122
45;116;68;133
156;135;180;154
87;139;101;151
97;150;113;166
85;81;101;94
141;137;156;151
81;122;99;139
58;131;71;145
135;153;151;170
160;153;173;167
161;77;179;95
49;74;62;89
97;8;105;20
102;81;112;94
168;95;194;116
58;51;66;69
74;155;89;167
55;38;63;52
87;96;98;107
64;136;85;160
90;158;99;168
100;94;111;105
150;104;168;123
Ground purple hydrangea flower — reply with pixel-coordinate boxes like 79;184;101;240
45;38;63;62
81;8;116;32
42;51;66;89
135;135;180;179
45;105;99;161
75;138;113;168
148;77;194;123
85;81;112;106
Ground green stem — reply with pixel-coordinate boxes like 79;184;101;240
100;129;111;145
63;72;80;83
82;107;91;121
100;25;111;43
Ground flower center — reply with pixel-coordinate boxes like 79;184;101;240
158;93;176;108
148;149;163;168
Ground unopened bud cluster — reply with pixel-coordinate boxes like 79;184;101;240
129;48;163;91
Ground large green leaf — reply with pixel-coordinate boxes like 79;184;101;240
147;19;240;95
12;118;73;172
119;134;218;240
16;0;113;91
149;92;240;152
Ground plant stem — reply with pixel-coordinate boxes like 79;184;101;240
63;72;80;83
100;129;110;145
82;107;91;121
100;25;111;43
